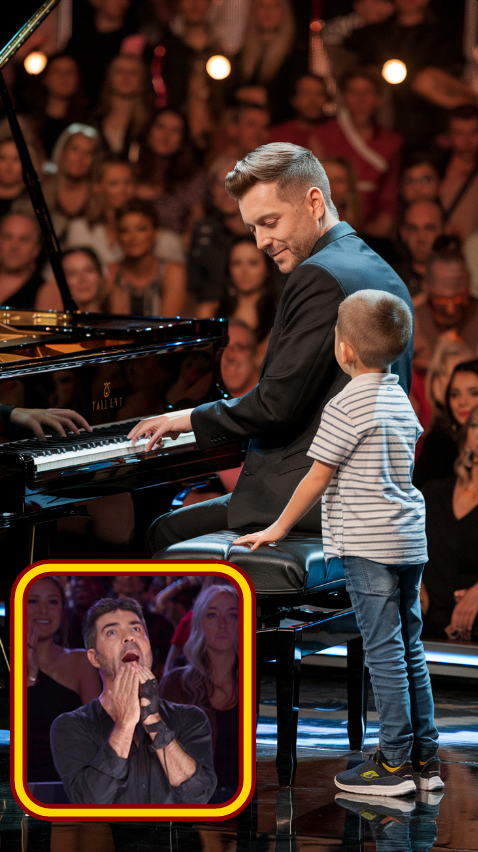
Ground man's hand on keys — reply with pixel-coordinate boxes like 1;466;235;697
128;409;193;452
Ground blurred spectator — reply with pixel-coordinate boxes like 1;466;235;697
413;351;476;489
344;0;470;150
421;406;478;641
93;54;154;159
25;54;88;159
399;153;440;207
66;575;112;649
312;68;402;239
0;212;44;309
111;575;174;678
228;0;308;124
268;74;329;148
159;0;225;148
323;0;394;81
159;583;240;804
136;109;205;246
413;239;478;373
463;231;478;300
154;575;202;627
439;106;478;242
105;198;188;316
189;154;249;313
15;125;100;243
322;156;362;233
216;236;278;361
207;102;271;168
67;0;138;108
220;319;260;398
36;247;106;312
395;201;444;299
0;138;28;218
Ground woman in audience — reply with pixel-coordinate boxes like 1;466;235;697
229;0;308;124
190;154;250;315
422;405;478;641
216;236;278;361
414;357;478;489
135;109;205;245
159;583;240;804
105;198;188;316
322;156;362;232
27;53;87;159
27;575;101;782
36;247;106;312
93;54;154;160
40;124;100;242
0;138;27;217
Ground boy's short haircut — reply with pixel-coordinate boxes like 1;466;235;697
337;290;412;370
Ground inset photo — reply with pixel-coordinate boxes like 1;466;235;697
12;562;255;821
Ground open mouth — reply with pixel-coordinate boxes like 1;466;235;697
122;651;140;663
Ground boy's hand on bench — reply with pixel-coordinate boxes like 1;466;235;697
233;522;289;551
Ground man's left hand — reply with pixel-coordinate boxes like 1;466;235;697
10;407;92;440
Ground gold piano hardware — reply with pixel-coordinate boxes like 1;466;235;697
0;310;73;326
104;382;110;398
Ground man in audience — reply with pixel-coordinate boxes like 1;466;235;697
322;0;394;79
224;103;271;162
50;597;216;804
67;576;112;648
0;139;26;218
399;153;440;206
269;75;328;149
312;69;402;240
395;200;444;299
0;212;44;309
440;105;478;241
220;320;260;399
413;243;478;373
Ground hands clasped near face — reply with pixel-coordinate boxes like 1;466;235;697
109;662;160;730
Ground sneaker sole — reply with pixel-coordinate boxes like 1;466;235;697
414;776;445;791
334;777;417;797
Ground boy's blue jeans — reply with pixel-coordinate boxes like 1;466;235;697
335;555;439;767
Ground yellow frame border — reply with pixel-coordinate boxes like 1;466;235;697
12;560;255;821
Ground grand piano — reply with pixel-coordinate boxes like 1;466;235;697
0;5;241;605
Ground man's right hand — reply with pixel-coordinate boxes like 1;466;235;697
108;666;141;757
128;409;193;452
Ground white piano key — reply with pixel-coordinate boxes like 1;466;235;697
34;431;196;471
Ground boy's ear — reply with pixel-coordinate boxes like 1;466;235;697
340;340;355;365
87;648;101;670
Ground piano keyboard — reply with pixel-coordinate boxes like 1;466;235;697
7;420;196;473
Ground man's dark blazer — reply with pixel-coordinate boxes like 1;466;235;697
191;222;414;532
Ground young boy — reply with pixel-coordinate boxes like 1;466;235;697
234;289;442;797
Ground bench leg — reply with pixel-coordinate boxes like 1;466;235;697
346;636;368;751
275;629;302;787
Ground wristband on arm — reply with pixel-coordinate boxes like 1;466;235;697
140;678;175;749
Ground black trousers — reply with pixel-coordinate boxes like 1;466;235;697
145;493;232;558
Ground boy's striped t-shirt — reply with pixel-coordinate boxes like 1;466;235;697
307;372;428;564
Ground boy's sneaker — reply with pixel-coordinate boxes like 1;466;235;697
412;757;444;791
334;751;416;797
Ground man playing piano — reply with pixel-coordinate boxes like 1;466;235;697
0;404;91;441
128;143;413;552
50;597;216;805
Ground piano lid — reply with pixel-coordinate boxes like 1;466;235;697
1;0;62;69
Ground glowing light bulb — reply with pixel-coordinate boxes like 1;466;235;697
24;52;48;75
206;55;231;80
382;59;407;85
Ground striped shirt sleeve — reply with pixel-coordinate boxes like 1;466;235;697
307;401;358;466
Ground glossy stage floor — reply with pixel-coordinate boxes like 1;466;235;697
1;665;477;851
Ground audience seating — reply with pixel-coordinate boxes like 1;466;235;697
155;530;369;786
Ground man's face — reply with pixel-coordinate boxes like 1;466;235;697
400;202;443;264
70;576;107;609
220;325;258;396
0;215;41;274
426;260;470;329
112;575;148;609
344;77;382;124
354;0;394;25
236;109;270;156
449;118;478;160
395;0;429;14
291;77;327;123
239;181;322;274
87;608;153;680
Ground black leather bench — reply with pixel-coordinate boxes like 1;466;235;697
155;530;368;786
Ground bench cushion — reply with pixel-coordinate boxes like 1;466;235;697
154;531;345;595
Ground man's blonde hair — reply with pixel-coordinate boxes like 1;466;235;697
336;290;412;369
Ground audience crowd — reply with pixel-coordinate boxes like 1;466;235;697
5;0;478;645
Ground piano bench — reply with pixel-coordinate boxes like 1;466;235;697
155;531;368;787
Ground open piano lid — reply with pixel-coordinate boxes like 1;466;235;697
1;0;62;68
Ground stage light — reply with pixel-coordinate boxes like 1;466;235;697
206;55;231;80
382;59;407;84
24;52;48;75
310;20;323;32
